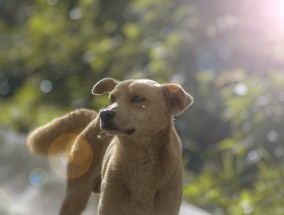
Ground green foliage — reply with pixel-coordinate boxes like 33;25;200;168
185;162;284;215
184;71;284;214
0;0;194;130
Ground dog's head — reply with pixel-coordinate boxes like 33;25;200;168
92;78;193;137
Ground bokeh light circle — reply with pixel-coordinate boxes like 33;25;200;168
40;80;53;93
48;134;93;179
29;168;48;187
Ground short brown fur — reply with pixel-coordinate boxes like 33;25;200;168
26;78;193;215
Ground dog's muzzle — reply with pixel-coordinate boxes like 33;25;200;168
99;110;135;135
100;110;117;130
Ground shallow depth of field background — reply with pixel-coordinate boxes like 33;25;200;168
0;0;284;214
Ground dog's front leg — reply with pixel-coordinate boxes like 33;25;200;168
98;185;128;215
128;202;149;215
98;173;128;215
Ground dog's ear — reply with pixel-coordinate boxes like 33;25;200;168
162;84;193;116
92;78;119;95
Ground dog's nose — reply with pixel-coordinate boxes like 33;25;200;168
100;110;116;122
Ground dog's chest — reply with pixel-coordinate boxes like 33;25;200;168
122;160;163;197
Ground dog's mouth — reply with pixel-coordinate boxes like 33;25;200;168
101;122;118;131
101;122;135;136
126;129;135;135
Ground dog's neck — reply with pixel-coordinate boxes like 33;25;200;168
116;120;175;163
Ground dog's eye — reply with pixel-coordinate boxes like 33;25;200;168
131;96;145;103
109;95;115;104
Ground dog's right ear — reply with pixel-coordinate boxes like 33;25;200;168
162;83;193;116
92;78;119;95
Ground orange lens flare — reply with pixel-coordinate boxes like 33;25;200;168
48;134;93;179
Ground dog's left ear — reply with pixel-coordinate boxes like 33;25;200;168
162;84;193;116
92;78;119;95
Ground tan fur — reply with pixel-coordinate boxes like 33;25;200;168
27;109;97;155
26;78;193;215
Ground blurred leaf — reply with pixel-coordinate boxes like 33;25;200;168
123;23;140;40
217;138;236;151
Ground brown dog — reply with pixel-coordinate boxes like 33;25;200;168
27;78;193;215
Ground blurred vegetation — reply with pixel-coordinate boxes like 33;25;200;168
1;0;284;214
